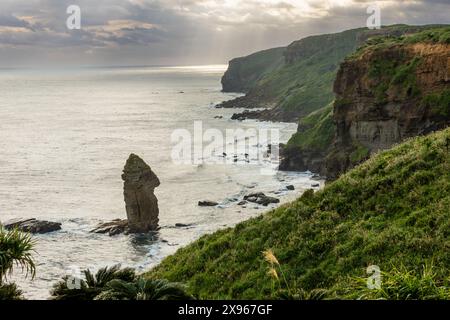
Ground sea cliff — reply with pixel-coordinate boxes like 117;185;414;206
326;38;450;178
219;25;441;122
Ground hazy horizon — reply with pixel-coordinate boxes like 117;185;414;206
0;63;229;71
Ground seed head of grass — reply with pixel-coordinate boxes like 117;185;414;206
263;249;280;266
267;267;279;280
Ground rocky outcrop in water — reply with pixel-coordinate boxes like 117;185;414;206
244;192;280;206
122;154;160;233
2;218;61;234
90;154;160;236
91;219;128;236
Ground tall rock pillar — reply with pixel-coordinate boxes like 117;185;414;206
122;154;160;233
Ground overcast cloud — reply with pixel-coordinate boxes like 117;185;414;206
0;0;448;67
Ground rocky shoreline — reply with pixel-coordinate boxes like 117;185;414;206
1;150;322;238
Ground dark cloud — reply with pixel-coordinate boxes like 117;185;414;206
0;14;34;30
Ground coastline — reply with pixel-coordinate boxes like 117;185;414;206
136;90;325;293
3;66;321;299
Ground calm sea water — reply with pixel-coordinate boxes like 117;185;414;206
0;65;319;299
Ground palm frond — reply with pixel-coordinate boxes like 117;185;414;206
51;265;137;300
135;278;193;300
94;277;193;300
0;227;36;283
95;279;137;300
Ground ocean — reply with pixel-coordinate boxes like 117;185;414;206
0;65;319;299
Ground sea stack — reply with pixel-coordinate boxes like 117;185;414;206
122;154;160;233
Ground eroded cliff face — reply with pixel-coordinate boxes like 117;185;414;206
221;58;251;93
326;42;450;179
221;47;285;93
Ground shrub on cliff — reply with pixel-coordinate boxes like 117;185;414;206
286;103;335;153
338;264;450;300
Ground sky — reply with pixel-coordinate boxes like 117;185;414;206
0;0;448;67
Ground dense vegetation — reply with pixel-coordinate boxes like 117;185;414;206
147;128;450;299
348;27;450;108
249;28;365;120
284;103;335;154
368;56;422;105
0;227;192;300
2;25;449;301
422;89;450;117
353;26;450;58
51;265;192;300
0;227;35;300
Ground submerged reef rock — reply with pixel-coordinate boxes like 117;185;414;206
244;192;280;206
198;201;218;207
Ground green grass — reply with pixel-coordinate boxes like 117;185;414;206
422;90;450;117
339;263;450;300
146;127;450;299
352;26;450;59
251;28;365;119
233;25;449;120
349;143;370;164
286;103;335;152
368;56;422;105
403;27;450;45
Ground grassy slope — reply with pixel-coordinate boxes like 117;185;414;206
351;26;450;59
147;128;450;299
253;28;363;118
285;103;335;154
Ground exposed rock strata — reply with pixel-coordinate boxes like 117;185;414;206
280;40;450;179
326;42;450;179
